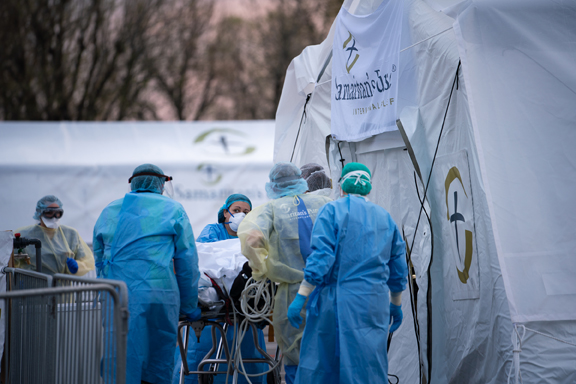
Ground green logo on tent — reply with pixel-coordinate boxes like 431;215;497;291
197;163;223;186
193;128;256;156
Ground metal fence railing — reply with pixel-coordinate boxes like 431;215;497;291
0;276;129;384
51;274;130;383
52;274;129;307
3;267;53;291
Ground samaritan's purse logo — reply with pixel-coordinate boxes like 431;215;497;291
445;166;473;284
192;127;256;186
193;128;256;156
343;32;359;74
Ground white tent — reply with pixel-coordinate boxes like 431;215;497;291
275;0;576;383
0;121;275;242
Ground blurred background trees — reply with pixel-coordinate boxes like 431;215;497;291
0;0;342;121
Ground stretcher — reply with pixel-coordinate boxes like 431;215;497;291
177;283;282;384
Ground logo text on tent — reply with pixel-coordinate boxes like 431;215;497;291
334;70;393;102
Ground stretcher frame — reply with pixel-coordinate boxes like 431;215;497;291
177;304;282;384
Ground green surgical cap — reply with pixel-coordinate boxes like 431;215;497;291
340;162;372;196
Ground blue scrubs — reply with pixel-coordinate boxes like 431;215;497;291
196;223;236;243
296;196;408;384
172;223;267;384
93;192;199;384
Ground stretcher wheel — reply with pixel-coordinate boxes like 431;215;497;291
199;374;214;384
267;368;281;384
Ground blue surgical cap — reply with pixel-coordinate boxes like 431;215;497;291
33;195;63;220
130;164;165;194
217;194;252;223
265;162;308;199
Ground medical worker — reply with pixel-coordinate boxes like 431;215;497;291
287;162;408;384
173;193;267;384
196;194;252;243
93;164;201;384
300;163;332;197
237;162;332;384
15;195;95;276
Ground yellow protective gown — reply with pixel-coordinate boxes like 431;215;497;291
14;224;95;276
237;193;331;365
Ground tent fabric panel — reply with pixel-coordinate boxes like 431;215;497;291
400;2;513;382
454;0;576;322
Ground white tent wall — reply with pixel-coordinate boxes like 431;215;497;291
274;0;576;382
449;2;576;382
452;0;576;324
400;1;514;382
407;58;512;383
274;17;335;169
0;121;275;242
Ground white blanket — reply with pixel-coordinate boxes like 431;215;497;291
196;239;248;305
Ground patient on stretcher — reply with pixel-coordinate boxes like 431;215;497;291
173;239;268;384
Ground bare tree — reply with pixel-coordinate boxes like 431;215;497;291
0;0;162;120
0;0;343;121
149;0;216;120
252;0;342;118
194;0;343;121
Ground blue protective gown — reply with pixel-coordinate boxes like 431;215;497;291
93;192;200;384
296;195;407;384
196;223;236;243
172;223;267;384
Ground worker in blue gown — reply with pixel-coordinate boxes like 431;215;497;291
196;194;252;243
287;162;408;384
172;194;268;384
93;164;201;384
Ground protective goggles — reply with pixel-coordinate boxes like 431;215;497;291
128;172;173;183
42;207;64;219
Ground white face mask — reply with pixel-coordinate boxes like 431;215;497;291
228;212;246;232
42;216;60;229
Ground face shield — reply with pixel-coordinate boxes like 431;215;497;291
128;172;174;198
163;179;174;199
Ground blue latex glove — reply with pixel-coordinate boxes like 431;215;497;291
66;257;79;274
287;293;307;328
183;307;202;322
389;303;403;333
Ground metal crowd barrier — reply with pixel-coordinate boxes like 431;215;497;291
0;270;129;384
4;267;53;291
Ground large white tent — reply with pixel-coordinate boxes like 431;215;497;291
0;121;275;242
275;0;576;383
